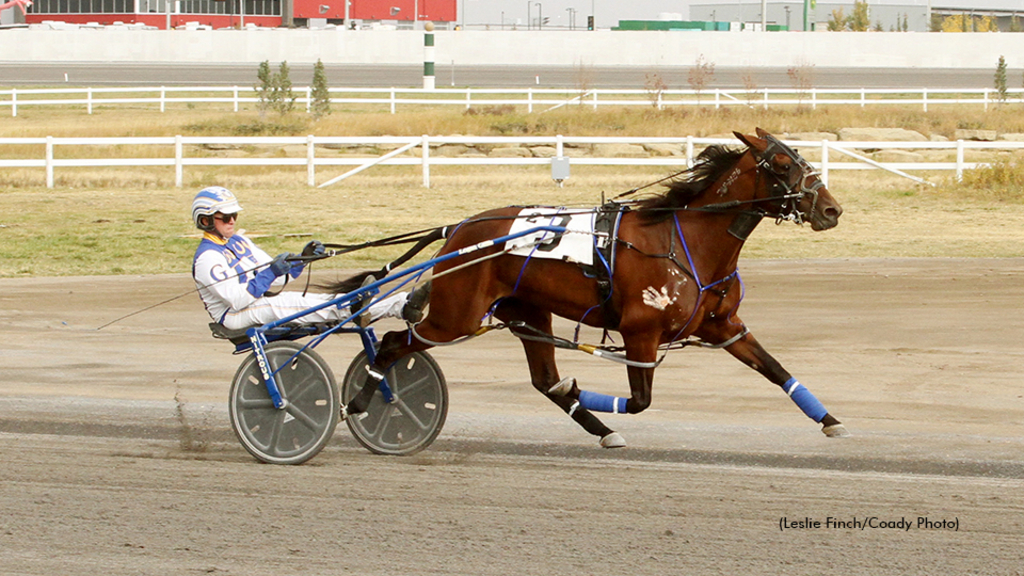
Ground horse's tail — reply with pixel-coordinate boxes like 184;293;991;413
320;226;449;294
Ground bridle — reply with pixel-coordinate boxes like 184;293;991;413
752;134;826;226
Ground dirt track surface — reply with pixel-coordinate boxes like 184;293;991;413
2;259;1024;575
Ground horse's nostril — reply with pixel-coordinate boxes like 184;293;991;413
824;206;842;219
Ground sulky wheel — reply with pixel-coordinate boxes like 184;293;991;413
229;341;339;465
341;350;448;456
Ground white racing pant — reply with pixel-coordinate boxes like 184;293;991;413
221;291;408;331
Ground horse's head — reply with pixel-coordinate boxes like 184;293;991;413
734;128;842;231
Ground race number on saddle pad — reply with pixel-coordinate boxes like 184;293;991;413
506;208;595;266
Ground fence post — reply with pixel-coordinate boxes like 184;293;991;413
592;90;598;111
820;140;829;188
466;88;471;110
307;135;315;186
811;88;817;110
233;87;239;112
556;134;564;157
11;88;16;117
714;89;720;110
306;87;312;114
956;139;965;182
160;86;166;113
763;88;769;111
527;88;533;114
45;136;54;189
390;88;396;114
860;88;865;108
175;135;183;188
922;88;928;112
983;89;989;112
685;135;694;168
87;88;93;114
422;135;431;188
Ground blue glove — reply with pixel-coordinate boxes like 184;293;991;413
247;254;296;298
302;240;326;257
269;253;294;276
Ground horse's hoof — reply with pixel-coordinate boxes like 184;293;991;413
600;432;626;448
547;377;575;397
822;424;851;438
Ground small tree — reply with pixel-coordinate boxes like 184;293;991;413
848;0;870;31
273;61;296;116
995;55;1008;103
643;72;668;109
255;60;273;118
687;54;715;106
311;59;331;120
827;8;846;31
787;61;815;108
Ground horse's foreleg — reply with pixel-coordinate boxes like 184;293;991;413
724;331;849;437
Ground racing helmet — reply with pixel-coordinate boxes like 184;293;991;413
192;186;243;232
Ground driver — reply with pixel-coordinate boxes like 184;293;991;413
191;186;426;330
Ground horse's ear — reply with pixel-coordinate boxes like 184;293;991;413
734;131;768;153
755;127;771;139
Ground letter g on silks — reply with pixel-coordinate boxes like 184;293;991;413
783;377;828;422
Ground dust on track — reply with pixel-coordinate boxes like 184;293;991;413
1;258;1023;575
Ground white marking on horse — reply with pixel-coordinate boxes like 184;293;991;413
719;167;741;196
642;286;676;311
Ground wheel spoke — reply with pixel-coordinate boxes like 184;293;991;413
285;404;321;433
238;398;275;410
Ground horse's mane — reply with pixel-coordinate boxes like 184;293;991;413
636;144;746;223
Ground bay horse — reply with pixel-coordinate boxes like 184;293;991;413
338;128;849;448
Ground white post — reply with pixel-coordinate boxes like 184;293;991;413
556;134;564;157
390;88;396;114
714;89;720;110
422;135;431;188
45;136;54;189
423;22;436;90
233;87;239;112
175;135;183;188
860;88;865;108
983;88;989;112
466;88;471;110
685;135;694;168
922;88;928;112
527;88;533;113
820;140;829;188
160;86;166;113
11;88;16;117
592;90;597;111
87;88;93;114
956;139;965;182
307;135;316;187
811;88;816;110
763;88;769;110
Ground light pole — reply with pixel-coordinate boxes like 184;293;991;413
566;7;576;30
536;2;543;29
526;0;531;29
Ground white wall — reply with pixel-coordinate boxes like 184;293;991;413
3;28;1023;69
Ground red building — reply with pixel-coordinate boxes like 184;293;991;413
21;0;456;30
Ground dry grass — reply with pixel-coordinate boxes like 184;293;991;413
2;105;1023;278
6;101;1024;140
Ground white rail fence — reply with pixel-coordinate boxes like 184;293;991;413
0;135;1012;189
2;86;1024;116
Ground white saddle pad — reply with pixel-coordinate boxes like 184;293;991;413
506;207;595;266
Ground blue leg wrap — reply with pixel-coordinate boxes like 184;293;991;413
578;390;628;414
783;377;828;423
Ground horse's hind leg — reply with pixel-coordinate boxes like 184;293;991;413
723;330;849;437
493;299;621;448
